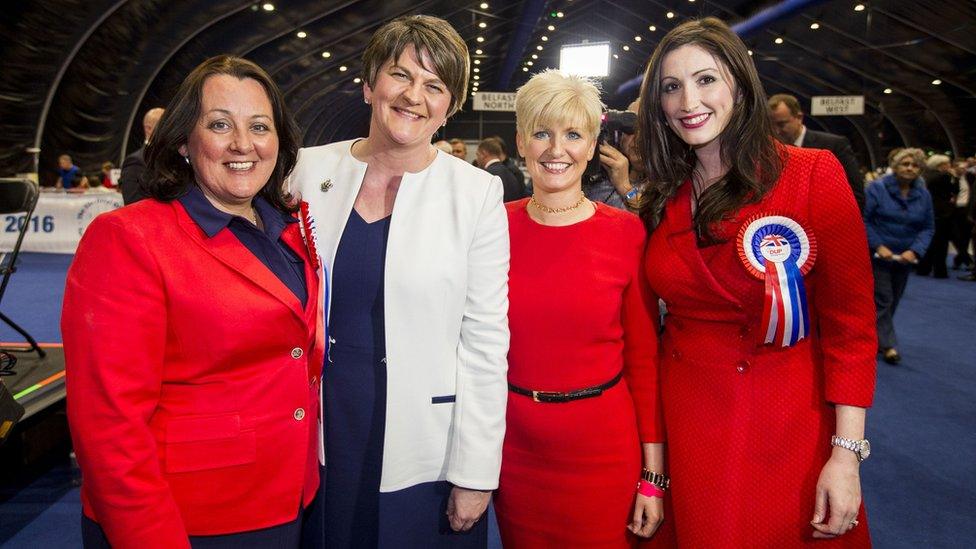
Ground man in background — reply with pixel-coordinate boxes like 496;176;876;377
768;94;864;210
119;107;164;205
449;138;467;162
55;154;87;190
476;137;525;202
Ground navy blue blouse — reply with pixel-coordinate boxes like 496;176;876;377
178;185;307;304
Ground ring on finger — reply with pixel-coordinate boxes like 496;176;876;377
850;519;859;527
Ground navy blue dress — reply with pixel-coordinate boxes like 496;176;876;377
302;210;487;548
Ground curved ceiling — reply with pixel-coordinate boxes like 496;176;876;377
1;0;973;183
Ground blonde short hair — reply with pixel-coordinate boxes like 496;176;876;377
515;70;603;141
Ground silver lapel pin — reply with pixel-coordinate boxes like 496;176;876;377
320;179;333;192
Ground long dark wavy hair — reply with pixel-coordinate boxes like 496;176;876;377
636;17;782;243
144;55;300;212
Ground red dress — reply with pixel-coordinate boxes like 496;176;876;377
645;146;876;547
495;200;663;547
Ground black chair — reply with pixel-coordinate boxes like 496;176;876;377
0;178;45;359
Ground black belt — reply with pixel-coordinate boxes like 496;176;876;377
508;371;624;403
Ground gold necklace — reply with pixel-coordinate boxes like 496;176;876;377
529;192;586;214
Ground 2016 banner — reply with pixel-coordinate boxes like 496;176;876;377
0;191;123;254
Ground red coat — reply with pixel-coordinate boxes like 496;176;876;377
62;199;323;548
645;146;876;547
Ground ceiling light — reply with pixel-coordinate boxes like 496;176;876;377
353;77;361;84
531;54;538;59
474;59;481;64
774;37;784;44
635;36;642;42
476;36;485;42
541;36;548;42
537;45;544;50
932;79;942;85
296;31;307;39
479;22;487;28
480;2;488;9
339;66;347;72
666;11;674;19
649;25;657;32
475;49;483;55
321;51;331;58
262;3;275;11
854;4;865;12
622;45;630;51
548;25;555;31
473;67;480;73
810;22;820;29
747;50;753;56
473;75;479;80
527;61;533;66
883;88;892;94
556;11;564;18
523;67;529;72
613;54;619;59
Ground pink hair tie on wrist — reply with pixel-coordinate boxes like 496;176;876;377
637;480;665;498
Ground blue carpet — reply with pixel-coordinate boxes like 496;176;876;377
0;255;974;547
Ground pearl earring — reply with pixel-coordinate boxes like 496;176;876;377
364;98;371;105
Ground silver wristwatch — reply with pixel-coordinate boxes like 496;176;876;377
831;436;871;462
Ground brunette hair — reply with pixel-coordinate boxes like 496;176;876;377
362;15;469;117
636;17;782;242
144;55;300;212
768;93;802;116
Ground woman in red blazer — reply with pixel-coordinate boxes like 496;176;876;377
62;56;323;548
634;18;876;546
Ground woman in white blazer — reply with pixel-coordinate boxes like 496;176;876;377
292;16;509;549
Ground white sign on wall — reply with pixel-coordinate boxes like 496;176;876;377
472;92;517;112
0;191;123;254
810;95;864;116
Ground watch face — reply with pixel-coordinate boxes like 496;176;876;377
858;439;871;460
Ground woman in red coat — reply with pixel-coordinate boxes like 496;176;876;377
635;18;876;546
493;69;666;547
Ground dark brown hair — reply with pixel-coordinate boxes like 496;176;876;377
362;15;469;117
636;17;782;242
144;55;300;212
768;93;802;116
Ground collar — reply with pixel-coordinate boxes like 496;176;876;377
178;185;296;239
484;158;501;168
883;174;922;196
793;125;807;147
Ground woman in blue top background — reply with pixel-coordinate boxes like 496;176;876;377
864;147;934;365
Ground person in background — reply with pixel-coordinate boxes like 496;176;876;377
950;159;973;270
586;99;644;212
916;154;955;278
62;55;321;548
768;93;864;210
290;15;509;548
487;135;526;191
638;17;875;546
494;69;664;547
449;137;468;161
99;161;117;189
55;154;88;190
476;137;525;202
865;148;934;364
120;106;165;204
433;139;453;154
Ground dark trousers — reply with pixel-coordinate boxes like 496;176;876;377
917;216;952;277
873;258;913;349
951;206;973;267
82;512;302;548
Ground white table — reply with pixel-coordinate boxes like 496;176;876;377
0;189;123;254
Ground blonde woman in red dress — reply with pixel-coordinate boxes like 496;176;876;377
493;69;667;547
636;18;875;546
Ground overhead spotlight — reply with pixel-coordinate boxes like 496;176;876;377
296;31;307;39
810;22;820;29
774;37;784;44
556;11;564;18
634;35;642;42
883;88;892;94
262;3;275;11
473;75;479;80
527;61;533;66
523;67;529;72
476;36;485;42
479;22;487;28
474;59;481;64
622;45;630;51
747;50;753;56
354;77;361;84
666;11;674;18
475;49;483;55
537;45;544;50
321;51;331;58
613;54;619;59
541;36;548;41
548;25;555;31
854;3;865;11
932;79;942;85
339;65;348;72
648;25;657;32
480;2;489;9
531;54;538;59
473;67;480;73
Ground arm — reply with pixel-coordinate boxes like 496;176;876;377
62;215;190;548
806;151;875;538
446;176;510;530
862;183;883;252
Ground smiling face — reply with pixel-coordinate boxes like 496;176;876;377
659;44;737;155
517;117;596;195
365;45;452;151
179;74;278;213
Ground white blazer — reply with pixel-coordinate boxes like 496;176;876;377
289;140;510;492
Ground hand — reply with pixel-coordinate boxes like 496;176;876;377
628;493;664;538
900;249;918;264
599;143;632;195
875;245;894;260
446;486;490;532
810;452;862;539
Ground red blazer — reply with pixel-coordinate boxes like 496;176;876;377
62;198;323;548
